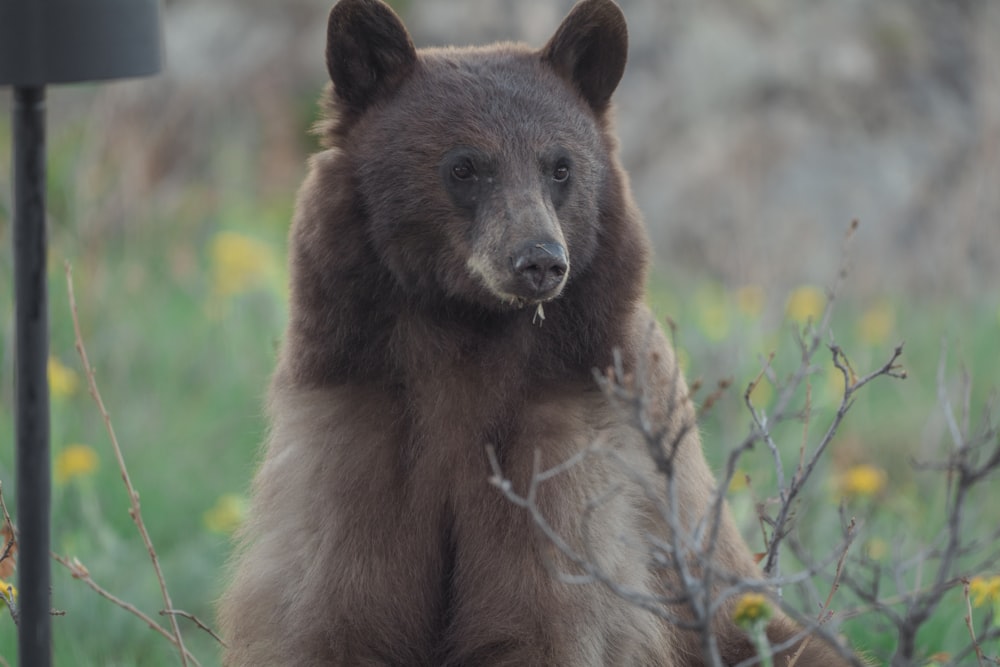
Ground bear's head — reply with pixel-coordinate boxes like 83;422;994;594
322;0;630;313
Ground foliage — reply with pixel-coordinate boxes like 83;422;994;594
0;103;998;666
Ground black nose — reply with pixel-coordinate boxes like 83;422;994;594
512;242;568;295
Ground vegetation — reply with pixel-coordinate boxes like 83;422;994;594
0;104;998;666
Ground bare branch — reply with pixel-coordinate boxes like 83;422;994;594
961;578;987;667
51;553;202;667
161;609;228;648
64;262;190;666
785;518;856;667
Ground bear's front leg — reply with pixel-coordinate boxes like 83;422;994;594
438;410;680;667
219;385;449;666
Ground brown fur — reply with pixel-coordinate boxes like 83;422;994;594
219;1;856;664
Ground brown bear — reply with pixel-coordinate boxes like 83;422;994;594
219;0;857;665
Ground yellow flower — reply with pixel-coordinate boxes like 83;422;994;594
734;284;765;319
733;592;773;628
826;361;846;398
838;464;886;499
54;444;99;485
210;231;278;297
48;357;79;399
857;301;895;346
747;377;773;408
866;538;889;560
204;494;247;535
695;284;730;341
969;575;1000;608
728;470;749;493
0;580;16;606
785;286;825;326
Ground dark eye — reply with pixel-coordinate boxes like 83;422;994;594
451;160;475;181
552;163;570;183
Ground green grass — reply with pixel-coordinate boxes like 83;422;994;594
0;120;998;666
0;114;292;664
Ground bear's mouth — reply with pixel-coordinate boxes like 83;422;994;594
503;283;565;310
509;293;562;327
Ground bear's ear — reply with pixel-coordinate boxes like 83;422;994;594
326;0;418;115
541;0;628;113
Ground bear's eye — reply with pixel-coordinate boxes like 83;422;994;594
451;160;476;181
552;163;570;183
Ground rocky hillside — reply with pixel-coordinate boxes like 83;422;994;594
9;0;998;299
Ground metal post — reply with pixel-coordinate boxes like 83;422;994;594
3;3;161;663
12;85;52;667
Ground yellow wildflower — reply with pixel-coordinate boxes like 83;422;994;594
866;538;889;560
733;592;773;628
210;231;278;297
857;301;895;346
969;575;1000;608
695;284;730;341
734;284;765;319
728;470;749;494
54;444;99;485
747;377;773;408
785;286;825;326
0;580;16;606
48;357;79;399
204;494;247;535
838;464;886;500
826;361;846;398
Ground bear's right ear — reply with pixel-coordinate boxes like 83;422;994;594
326;0;417;116
541;0;628;113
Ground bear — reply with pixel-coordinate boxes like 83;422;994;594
218;0;857;665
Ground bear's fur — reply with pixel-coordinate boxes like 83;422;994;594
218;0;856;665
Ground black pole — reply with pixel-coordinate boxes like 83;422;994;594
12;85;52;667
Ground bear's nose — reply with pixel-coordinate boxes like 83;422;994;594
512;242;568;296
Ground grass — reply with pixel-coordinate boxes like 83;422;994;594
0;114;998;665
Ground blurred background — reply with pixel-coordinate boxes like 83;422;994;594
0;0;998;663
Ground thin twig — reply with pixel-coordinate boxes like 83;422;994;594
836;344;1000;666
51;553;201;667
161;609;228;648
786;518;856;667
65;263;190;666
762;343;905;577
961;578;987;667
938;340;965;451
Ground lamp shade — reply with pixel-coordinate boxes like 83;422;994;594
0;0;162;86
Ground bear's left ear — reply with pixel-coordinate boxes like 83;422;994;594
326;0;418;116
541;0;628;113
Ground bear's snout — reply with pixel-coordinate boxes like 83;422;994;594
511;241;568;299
